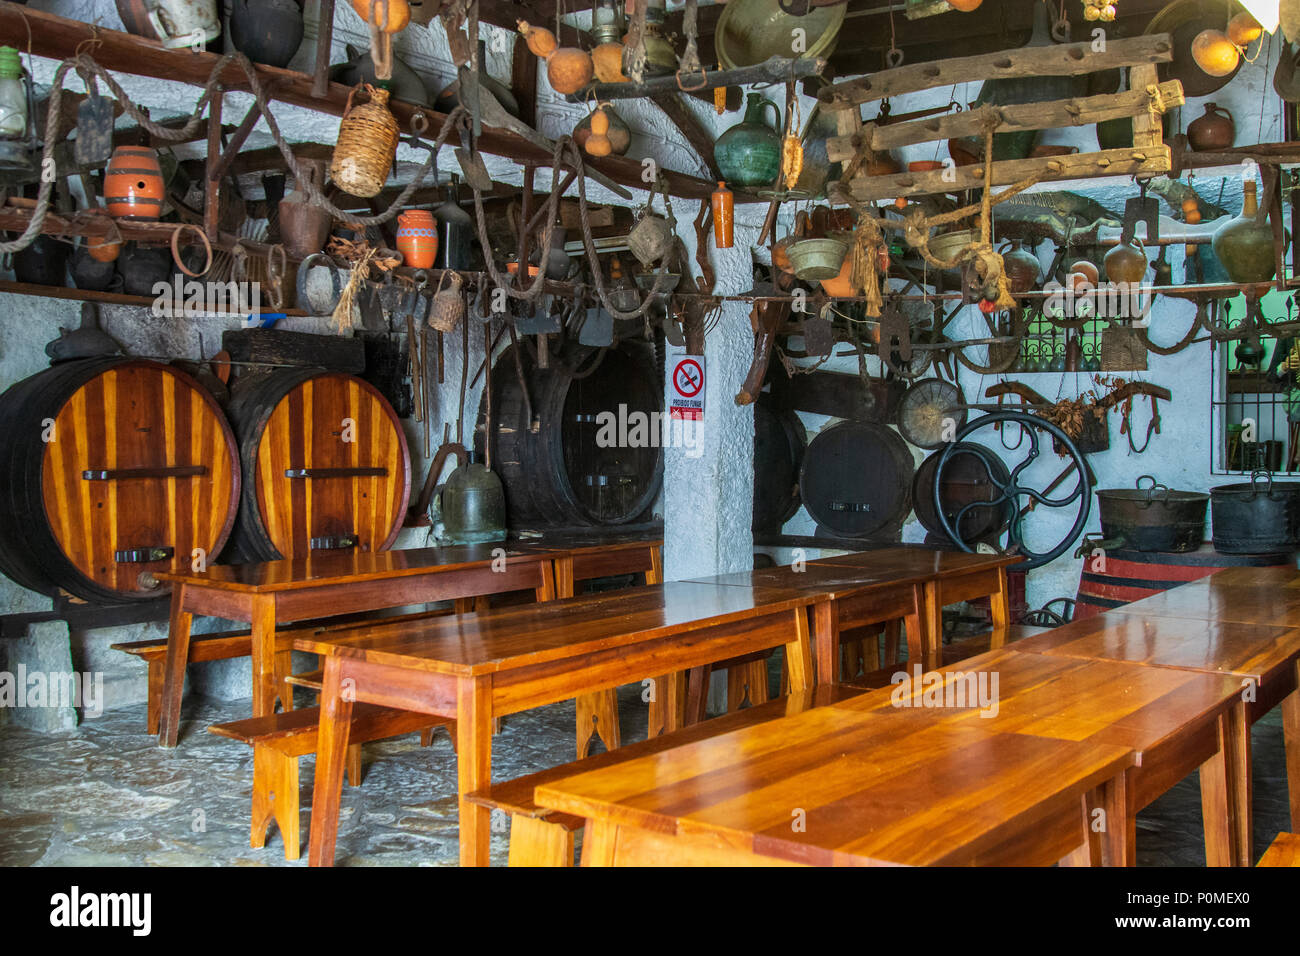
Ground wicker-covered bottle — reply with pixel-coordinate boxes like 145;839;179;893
330;84;399;198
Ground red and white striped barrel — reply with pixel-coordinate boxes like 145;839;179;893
1075;542;1293;619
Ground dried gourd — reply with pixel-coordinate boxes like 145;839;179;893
585;108;613;156
781;135;803;187
352;0;410;32
714;87;727;115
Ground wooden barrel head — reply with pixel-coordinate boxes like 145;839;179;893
799;420;914;538
232;370;411;560
0;359;240;604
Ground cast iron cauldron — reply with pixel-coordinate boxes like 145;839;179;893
1210;471;1300;555
1094;475;1208;553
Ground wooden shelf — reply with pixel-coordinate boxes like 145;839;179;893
0;280;305;317
0;3;738;204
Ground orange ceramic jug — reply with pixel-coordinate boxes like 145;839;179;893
396;209;438;268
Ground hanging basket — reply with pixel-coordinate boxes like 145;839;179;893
330;84;399;199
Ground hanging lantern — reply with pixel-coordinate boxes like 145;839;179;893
0;46;38;182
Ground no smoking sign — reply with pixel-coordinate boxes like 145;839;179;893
669;356;705;421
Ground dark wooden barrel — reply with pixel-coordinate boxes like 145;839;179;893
753;403;805;532
479;342;663;527
224;368;410;561
0;358;240;604
798;421;914;537
913;441;1012;544
1074;542;1292;620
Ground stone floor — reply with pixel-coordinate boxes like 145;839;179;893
0;684;1292;867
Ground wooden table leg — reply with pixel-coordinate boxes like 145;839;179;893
923;582;943;667
457;674;494;867
812;601;838;685
1283;671;1300;832
990;566;1011;631
250;594;279;718
1098;768;1134;867
1199;727;1234;867
580;819;619;866
648;672;685;736
904;585;926;667
552;557;575;599
508;814;574;867
307;656;353;867
784;607;813;694
157;585;192;748
1224;699;1253;867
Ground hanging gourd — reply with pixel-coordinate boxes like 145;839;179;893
1181;196;1201;261
714;87;727;115
1227;12;1263;47
351;0;410;32
518;20;593;96
1191;29;1240;77
585;107;613;157
592;41;628;83
331;84;400;198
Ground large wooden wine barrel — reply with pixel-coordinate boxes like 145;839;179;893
225;369;410;561
479;342;663;528
0;358;239;604
799;421;914;537
753;403;805;532
913;441;1012;544
1074;542;1292;620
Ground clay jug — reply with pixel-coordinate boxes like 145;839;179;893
279;158;332;259
1103;236;1148;285
12;235;69;287
396;209;438;268
712;182;734;249
71;244;122;292
1186;103;1235;151
116;242;172;297
1212;179;1277;283
229;0;304;70
1000;240;1041;294
715;93;782;189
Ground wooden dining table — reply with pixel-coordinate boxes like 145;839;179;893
831;647;1251;866
683;563;929;682
1013;599;1300;856
810;548;1021;664
533;703;1136;866
298;580;834;867
152;543;557;747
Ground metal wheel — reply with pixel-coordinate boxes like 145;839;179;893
933;410;1092;571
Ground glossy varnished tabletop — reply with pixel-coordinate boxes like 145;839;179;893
683;562;933;598
154;542;548;592
834;647;1249;865
1012;610;1300;690
1102;565;1300;629
534;704;1134;867
296;580;821;676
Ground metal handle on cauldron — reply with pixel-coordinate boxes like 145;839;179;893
1135;474;1169;509
1248;469;1276;501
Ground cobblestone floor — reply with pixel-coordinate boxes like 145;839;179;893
0;685;1291;867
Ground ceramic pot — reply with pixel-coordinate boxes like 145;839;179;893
12;235;69;287
1212;179;1277;283
330;44;431;107
786;237;847;281
279;159;332;259
104;146;165;220
1104;236;1148;285
433;40;520;118
396;209;438;268
1001;240;1041;294
715;92;782;189
229;0;304;69
1186;102;1235;151
121;0;220;49
71;245;122;292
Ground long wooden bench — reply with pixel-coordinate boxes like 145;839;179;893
209;704;453;860
466;684;864;866
113;607;459;734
